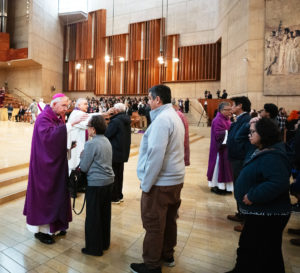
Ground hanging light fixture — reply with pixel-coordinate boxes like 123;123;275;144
157;56;164;64
75;63;81;70
119;56;125;62
88;64;93;69
105;55;110;63
158;0;164;64
110;0;115;66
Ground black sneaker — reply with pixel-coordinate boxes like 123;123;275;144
130;263;162;273
163;256;175;267
34;232;55;244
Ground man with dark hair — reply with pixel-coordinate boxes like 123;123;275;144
207;102;233;194
261;103;279;121
227;96;252;231
130;84;185;273
221;89;228;99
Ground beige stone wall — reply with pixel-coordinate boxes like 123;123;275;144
246;0;300;111
167;81;220;100
215;0;249;96
215;0;300;111
6;0;64;102
88;0;218;45
28;0;64;100
5;0;299;111
5;67;42;99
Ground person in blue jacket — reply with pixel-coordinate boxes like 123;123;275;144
227;118;291;273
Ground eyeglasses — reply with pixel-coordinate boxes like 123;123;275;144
249;129;257;135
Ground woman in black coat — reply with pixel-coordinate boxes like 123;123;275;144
227;118;291;273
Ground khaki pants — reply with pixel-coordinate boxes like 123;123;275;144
141;183;183;269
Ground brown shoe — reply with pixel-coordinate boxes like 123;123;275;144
227;213;244;222
290;238;300;246
234;224;244;232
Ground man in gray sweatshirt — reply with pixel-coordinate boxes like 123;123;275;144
130;85;185;273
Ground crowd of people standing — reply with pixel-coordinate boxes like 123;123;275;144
8;84;298;273
207;95;300;273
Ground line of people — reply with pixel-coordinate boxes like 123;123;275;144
23;85;190;273
207;96;300;273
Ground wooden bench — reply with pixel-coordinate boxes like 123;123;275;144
131;112;140;132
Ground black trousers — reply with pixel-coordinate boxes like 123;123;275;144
230;159;244;215
112;162;124;201
85;184;112;255
233;214;290;273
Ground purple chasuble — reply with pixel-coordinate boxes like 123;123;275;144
207;112;233;183
23;105;72;233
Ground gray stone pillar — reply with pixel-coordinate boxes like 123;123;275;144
0;0;8;32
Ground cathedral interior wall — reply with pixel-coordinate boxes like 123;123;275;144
2;0;300;110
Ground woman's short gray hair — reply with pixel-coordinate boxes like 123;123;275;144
114;103;126;112
218;101;231;112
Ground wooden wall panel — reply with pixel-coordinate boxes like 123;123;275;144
68;25;77;61
126;19;162;95
0;33;28;62
63;9;221;95
0;33;9;50
175;42;221;82
162;34;179;82
105;34;127;95
94;9;106;95
199;98;232;122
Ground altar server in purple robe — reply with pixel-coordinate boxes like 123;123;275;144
207;102;233;194
23;93;87;245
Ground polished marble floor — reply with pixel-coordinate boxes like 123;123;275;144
0;121;299;273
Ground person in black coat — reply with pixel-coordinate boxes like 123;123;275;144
105;103;131;203
287;125;300;245
227;118;291;273
227;96;252;226
221;89;228;99
15;105;26;122
184;98;190;113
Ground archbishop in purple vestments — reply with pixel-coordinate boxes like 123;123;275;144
207;107;233;192
23;104;72;234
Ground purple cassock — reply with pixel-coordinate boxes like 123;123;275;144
207;112;233;183
23;105;72;233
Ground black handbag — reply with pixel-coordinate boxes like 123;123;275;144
68;165;87;215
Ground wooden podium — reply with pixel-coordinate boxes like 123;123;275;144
0;33;28;62
198;98;232;125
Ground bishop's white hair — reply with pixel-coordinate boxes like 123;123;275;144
50;96;67;107
114;103;126;112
